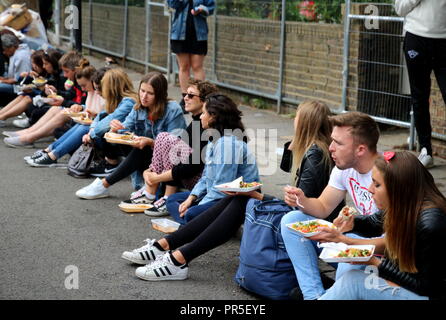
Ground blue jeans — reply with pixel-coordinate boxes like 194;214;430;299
0;82;15;94
48;124;89;159
280;210;367;300
319;269;429;300
166;191;219;225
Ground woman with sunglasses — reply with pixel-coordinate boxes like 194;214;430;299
75;71;186;199
124;79;218;215
318;151;446;300
23;67;108;167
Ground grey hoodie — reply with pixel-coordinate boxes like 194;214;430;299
395;0;446;38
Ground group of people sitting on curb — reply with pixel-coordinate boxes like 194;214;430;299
1;44;445;300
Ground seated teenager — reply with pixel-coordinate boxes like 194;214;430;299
3;52;85;148
319;151;446;300
75;71;186;199
164;93;259;225
24;66;106;167
0;33;31;107
280;111;382;300
126;79;218;215
120;100;337;281
0;50;47;129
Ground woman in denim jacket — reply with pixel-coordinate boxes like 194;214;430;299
163;93;259;224
76;71;186;199
168;0;215;108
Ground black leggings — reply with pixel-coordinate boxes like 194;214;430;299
404;32;446;155
165;196;249;263
105;146;153;186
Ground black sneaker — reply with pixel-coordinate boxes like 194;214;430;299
29;153;57;167
144;196;169;217
24;149;46;163
89;160;119;177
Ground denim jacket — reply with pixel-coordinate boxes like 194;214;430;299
120;100;186;138
89;97;135;140
167;0;215;41
190;135;260;205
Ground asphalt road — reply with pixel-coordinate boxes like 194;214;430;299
0;136;262;300
0;99;295;300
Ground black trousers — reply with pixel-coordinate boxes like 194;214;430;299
105;146;153;186
165;196;249;263
403;32;446;155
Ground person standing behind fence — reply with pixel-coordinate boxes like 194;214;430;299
395;0;446;168
167;0;215;110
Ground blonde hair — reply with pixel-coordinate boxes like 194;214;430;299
101;68;138;113
289;101;333;184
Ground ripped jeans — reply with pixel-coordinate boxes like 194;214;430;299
318;269;429;300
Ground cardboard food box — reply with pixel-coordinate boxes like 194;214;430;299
0;4;33;30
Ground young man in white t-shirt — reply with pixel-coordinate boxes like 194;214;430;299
280;111;382;300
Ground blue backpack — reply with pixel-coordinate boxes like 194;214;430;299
234;198;297;300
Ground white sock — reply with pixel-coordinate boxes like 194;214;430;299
143;190;155;200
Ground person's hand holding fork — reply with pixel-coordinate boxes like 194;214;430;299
284;185;306;209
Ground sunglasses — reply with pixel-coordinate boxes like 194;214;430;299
185;93;201;99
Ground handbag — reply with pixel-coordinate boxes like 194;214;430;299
67;144;95;178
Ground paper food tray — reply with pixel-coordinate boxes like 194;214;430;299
286;219;336;237
214;176;262;193
118;202;153;213
104;132;138;146
151;218;180;234
72;116;93;125
319;244;375;263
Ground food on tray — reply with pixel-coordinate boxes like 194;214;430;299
336;248;372;258
340;206;358;220
80;113;90;121
119;133;135;141
32;77;47;86
104;132;138;145
290;220;335;234
239;181;262;188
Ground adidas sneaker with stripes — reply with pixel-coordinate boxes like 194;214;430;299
135;252;189;281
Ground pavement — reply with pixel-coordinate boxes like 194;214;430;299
1;54;445;300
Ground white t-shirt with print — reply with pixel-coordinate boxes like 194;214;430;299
328;167;378;216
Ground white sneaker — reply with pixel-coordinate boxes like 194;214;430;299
121;239;165;265
12;118;30;128
75;178;110;199
418;148;434;168
135;252;188;281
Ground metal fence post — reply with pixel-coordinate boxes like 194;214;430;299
145;1;151;74
212;5;217;80
341;0;351;112
276;0;286;114
122;0;129;62
54;0;61;45
88;0;93;47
